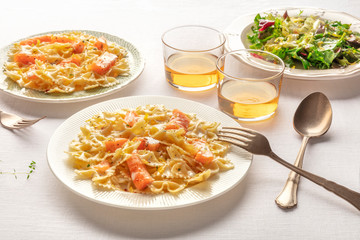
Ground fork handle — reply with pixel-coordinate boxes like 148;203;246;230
269;151;360;211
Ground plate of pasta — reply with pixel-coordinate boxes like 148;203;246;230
0;30;144;102
47;95;252;209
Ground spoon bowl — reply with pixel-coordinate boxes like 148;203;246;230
293;92;332;138
275;92;333;209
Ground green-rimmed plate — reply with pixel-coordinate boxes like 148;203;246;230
0;30;145;103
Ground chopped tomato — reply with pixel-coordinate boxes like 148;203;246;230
94;36;108;51
94;160;111;175
105;138;128;152
91;52;118;75
14;53;46;65
192;138;214;164
165;109;190;131
126;153;154;190
124;110;139;127
60;54;82;66
72;40;85;53
135;137;160;151
20;35;52;45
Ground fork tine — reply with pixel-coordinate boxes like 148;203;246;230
21;116;46;123
19;119;38;123
219;139;248;150
18;118;43;125
13;122;34;127
13;119;42;127
18;115;46;124
0;111;46;130
217;134;249;145
13;123;33;128
221;126;257;135
217;135;249;149
8;117;46;128
219;129;254;139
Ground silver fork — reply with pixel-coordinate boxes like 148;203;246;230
218;126;360;211
0;110;46;130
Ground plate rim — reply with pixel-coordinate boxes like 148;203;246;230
47;95;253;210
223;6;360;80
0;30;145;103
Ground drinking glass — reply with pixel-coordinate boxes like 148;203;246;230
216;49;285;122
162;25;225;91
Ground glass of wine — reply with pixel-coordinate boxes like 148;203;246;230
216;49;285;122
162;25;225;91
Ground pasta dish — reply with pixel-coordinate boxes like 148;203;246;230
3;31;129;93
67;105;233;194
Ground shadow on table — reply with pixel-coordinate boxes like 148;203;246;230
3;75;360;121
0;82;219;120
64;177;250;239
0;76;145;119
0;92;127;119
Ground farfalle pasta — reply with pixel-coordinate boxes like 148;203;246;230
67;105;233;194
3;31;129;93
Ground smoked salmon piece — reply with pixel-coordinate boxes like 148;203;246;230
91;52;118;75
60;55;82;66
26;71;38;80
165;109;190;131
105;138;128;152
192;138;214;164
72;40;85;53
135;137;160;151
26;65;39;80
94;160;111;175
20;35;73;46
126;153;154;190
20;35;52;45
124;110;139;127
14;53;46;65
94;37;108;51
51;36;73;43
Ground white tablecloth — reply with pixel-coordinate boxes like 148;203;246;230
1;0;360;239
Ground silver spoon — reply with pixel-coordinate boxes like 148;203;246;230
275;92;333;209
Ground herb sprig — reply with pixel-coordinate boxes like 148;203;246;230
0;160;37;179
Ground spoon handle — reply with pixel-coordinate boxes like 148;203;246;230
269;151;360;211
275;136;310;209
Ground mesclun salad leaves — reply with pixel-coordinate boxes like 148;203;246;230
247;10;360;69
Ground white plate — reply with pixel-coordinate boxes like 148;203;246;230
47;95;252;210
224;7;360;80
0;30;145;103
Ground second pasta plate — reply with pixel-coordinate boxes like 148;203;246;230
47;95;252;210
0;30;145;103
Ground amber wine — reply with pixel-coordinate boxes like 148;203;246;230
218;80;279;120
165;53;220;90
